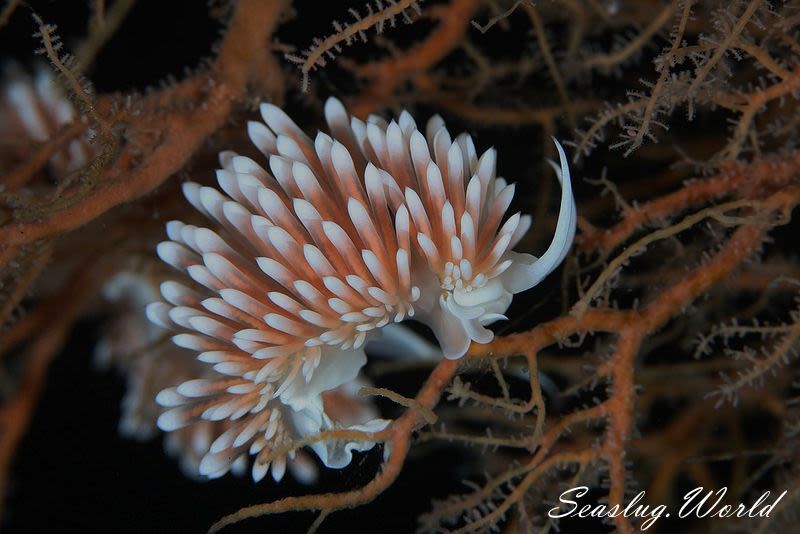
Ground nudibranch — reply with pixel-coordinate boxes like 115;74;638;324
147;96;575;481
100;271;387;483
338;108;577;357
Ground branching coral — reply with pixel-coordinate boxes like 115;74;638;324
2;0;800;532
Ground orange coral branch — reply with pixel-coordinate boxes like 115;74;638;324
349;0;479;116
3;121;89;190
577;151;800;254
603;328;641;534
0;0;288;248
